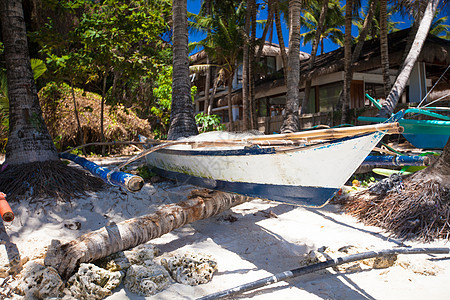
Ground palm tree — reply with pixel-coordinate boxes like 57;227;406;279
168;0;199;140
0;0;58;165
280;0;302;133
300;0;330;115
429;14;450;40
273;0;289;80
0;0;101;200
300;0;344;55
379;0;392;99
242;0;252;130
341;0;354;124
378;0;441;118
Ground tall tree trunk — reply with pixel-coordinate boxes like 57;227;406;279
341;0;353;124
203;0;212;115
44;190;251;278
396;2;426;77
274;0;288;80
352;0;375;63
250;0;257;130
379;0;392;99
301;0;329;115
242;0;251;131
227;76;234;131
101;74;107;156
168;0;199;140
70;77;85;155
1;0;59;165
378;0;440;118
256;0;274;60
281;0;301;133
208;68;218;115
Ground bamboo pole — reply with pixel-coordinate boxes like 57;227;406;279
243;122;402;142
117;123;402;170
199;247;450;299
44;190;250;278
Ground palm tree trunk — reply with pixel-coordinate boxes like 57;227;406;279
44;190;250;278
379;0;392;99
208;68;219;115
341;0;353;124
70;78;85;154
352;0;375;63
203;0;212;115
242;0;251;131
301;0;329;115
274;0;288;80
281;0;302;133
396;2;426;77
256;1;274;60
101;74;107;156
0;0;59;165
168;0;199;140
227;76;234;131
378;0;440;118
249;0;257;129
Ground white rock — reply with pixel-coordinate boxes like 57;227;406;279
96;243;160;272
66;263;123;299
124;262;173;296
15;260;64;299
160;252;217;286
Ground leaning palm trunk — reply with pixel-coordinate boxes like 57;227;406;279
44;190;250;278
280;0;302;133
301;0;329;115
378;0;440;118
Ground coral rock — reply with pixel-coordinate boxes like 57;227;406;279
16;260;64;299
161;252;218;286
124;262;173;296
66;263;123;299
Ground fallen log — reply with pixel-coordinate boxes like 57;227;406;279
44;190;250;278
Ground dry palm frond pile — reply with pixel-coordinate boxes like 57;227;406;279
39;82;152;153
343;143;450;242
0;161;104;202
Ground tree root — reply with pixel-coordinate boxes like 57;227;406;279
0;160;104;202
343;175;450;242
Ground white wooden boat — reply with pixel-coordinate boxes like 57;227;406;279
123;114;403;207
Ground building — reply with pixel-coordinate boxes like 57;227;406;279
191;28;450;133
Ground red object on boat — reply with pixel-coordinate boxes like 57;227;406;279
0;192;14;222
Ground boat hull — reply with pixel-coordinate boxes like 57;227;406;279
358;116;450;149
146;131;385;207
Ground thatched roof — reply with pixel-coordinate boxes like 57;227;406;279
189;41;310;64
300;28;450;81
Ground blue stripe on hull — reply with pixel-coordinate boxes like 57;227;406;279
152;167;338;207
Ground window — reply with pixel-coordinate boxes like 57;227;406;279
319;82;342;112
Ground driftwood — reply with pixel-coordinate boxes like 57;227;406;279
44;190;251;278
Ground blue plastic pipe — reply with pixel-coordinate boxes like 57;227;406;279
362;155;429;166
59;153;144;192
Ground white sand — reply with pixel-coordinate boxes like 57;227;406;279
1;155;449;299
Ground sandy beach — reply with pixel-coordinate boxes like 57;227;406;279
1;155;449;299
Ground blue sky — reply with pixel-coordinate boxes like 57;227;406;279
187;0;450;55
